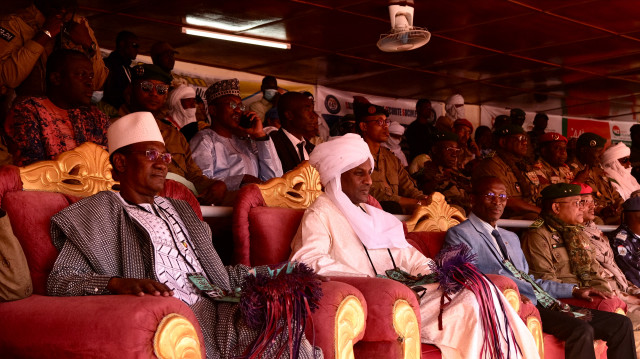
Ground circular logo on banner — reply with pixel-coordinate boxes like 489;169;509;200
324;95;341;114
613;125;621;136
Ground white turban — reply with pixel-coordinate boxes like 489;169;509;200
445;93;465;120
602;142;640;200
383;121;408;166
167;85;197;129
309;134;409;249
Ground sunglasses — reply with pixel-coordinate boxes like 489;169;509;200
227;101;246;111
129;150;172;164
140;81;169;95
619;157;631;165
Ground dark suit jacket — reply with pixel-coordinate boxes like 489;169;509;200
270;128;315;173
444;214;574;304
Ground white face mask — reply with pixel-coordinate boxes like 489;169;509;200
185;107;197;119
264;88;278;101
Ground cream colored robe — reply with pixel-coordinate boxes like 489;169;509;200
290;194;539;359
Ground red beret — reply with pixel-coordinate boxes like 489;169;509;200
453;118;473;131
572;182;593;195
540;132;567;144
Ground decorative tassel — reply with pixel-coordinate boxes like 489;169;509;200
239;262;322;359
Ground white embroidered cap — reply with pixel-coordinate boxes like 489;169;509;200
108;112;165;154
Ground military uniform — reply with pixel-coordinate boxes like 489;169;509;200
419;160;471;214
473;151;540;217
535;158;574;187
609;225;640;289
521;219;610;292
569;158;623;214
370;146;425;203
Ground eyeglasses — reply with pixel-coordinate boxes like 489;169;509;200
579;199;595;207
555;199;581;207
225;101;246;112
364;118;391;127
480;192;508;202
619;157;631;165
140;81;169;95
443;146;461;155
129;150;172;164
508;135;528;143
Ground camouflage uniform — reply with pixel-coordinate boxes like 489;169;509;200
609;225;640;289
534;158;574;188
521;219;610;292
370;147;425;203
419;160;471;214
569;158;623;220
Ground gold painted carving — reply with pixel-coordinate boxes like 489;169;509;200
502;288;521;313
526;316;545;359
616;308;626;315
19;142;118;197
334;295;366;359
405;192;466;232
153;313;203;359
257;161;322;208
392;299;421;359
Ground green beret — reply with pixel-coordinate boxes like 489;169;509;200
576;132;605;149
131;64;172;84
433;130;458;143
540;183;582;200
494;124;525;138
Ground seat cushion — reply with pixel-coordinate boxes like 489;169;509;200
248;206;305;266
406;231;447;259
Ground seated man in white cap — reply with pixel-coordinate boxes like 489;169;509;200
381;121;408;167
290;133;539;359
190;79;282;193
165;84;199;142
602;142;640;201
47;111;322;359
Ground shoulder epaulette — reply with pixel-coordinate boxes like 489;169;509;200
529;218;544;228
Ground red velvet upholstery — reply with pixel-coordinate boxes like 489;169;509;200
560;296;627;313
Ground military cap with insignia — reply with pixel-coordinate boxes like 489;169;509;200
453;118;473;131
539;132;567;144
540;183;582;200
576;132;606;149
494;124;526;138
353;101;389;120
510;108;526;122
432;130;459;143
131;64;172;84
623;196;640;211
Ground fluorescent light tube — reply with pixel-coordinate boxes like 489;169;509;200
182;27;290;50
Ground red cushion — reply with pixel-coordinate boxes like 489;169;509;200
406;231;446;259
248;206;305;266
2;191;76;295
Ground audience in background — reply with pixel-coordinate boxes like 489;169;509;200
102;30;138;111
150;41;177;75
406;98;436;161
602;142;640;201
166;84;198;141
452;118;478;171
382;121;408;167
528;113;548;160
534;132;574;190
249;76;280;123
270;92;318;173
4;49;109;166
436;93;464;132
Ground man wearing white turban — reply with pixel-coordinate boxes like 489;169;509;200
166;84;199;142
382;121;408;167
290;133;539;359
434;94;465;132
602;142;640;200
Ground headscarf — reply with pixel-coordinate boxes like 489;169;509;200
382;121;408;166
601;142;640;200
167;85;197;129
309;134;409;249
445;94;465;120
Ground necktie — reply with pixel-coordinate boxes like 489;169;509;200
492;229;510;260
297;142;305;161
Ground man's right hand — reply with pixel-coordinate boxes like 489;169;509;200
241;174;261;185
572;286;612;301
198;180;227;205
107;277;174;297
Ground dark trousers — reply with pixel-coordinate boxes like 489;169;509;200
538;304;636;359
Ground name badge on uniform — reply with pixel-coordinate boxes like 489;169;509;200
526;171;540;185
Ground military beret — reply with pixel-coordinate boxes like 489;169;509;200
573;182;593;195
623;196;640;211
131;64;172;84
510;108;526;121
539;132;567;144
576;132;606;149
453;118;473;131
540;183;582;200
353;101;389;119
494;124;525;138
433;130;459;143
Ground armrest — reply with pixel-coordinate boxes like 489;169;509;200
0;294;205;358
560;296;627;314
308;280;367;359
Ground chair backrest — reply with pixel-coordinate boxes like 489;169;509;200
0;143;202;295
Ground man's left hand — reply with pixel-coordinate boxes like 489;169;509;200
572;287;612;301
